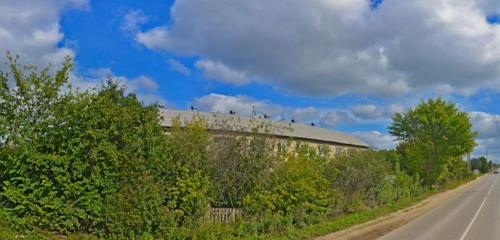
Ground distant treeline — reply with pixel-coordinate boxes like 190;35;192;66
0;55;478;239
470;156;496;173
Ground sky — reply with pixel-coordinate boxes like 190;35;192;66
2;0;500;161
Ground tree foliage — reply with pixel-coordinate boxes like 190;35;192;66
389;98;477;185
470;156;493;174
243;148;332;226
0;55;210;237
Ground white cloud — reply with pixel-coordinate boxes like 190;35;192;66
167;59;191;76
129;75;159;92
134;0;500;97
194;93;366;128
120;9;148;35
455;111;500;162
135;27;170;51
291;107;318;122
351;104;381;119
0;2;167;106
73;68;166;106
0;0;89;68
470;111;500;139
351;104;403;120
194;93;280;116
353;131;396;150
319;111;356;128
195;59;249;85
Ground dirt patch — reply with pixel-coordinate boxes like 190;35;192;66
315;177;482;240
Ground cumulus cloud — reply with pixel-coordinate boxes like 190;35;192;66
194;93;281;117
120;9;148;35
470;111;500;139
469;111;500;162
319;111;356;128
74;68;167;106
351;104;403;120
351;104;382;119
291;107;319;123
195;59;249;85
0;0;88;68
168;59;191;76
194;93;368;128
129;75;159;92
135;27;170;51
0;1;167;106
134;0;500;97
353;131;396;150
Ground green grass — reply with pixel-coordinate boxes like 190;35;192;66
0;226;100;240
245;195;430;240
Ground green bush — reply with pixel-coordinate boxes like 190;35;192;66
0;56;210;237
206;131;277;208
243;149;332;229
326;151;390;211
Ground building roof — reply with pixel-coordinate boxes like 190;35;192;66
158;109;370;148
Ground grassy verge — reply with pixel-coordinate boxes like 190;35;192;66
247;195;429;240
248;177;476;240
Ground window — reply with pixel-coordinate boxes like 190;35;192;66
296;142;302;151
335;147;343;157
277;141;288;154
317;145;329;157
347;148;354;155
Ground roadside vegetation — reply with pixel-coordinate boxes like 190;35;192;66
470;156;497;174
0;56;480;239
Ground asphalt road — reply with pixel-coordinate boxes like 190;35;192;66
381;174;500;240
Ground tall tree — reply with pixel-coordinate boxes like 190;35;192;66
388;98;477;185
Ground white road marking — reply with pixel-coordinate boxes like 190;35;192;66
459;176;497;240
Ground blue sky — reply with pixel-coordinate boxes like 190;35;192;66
3;0;500;160
59;0;396;132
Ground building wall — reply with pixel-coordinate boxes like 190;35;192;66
165;127;367;158
273;138;362;158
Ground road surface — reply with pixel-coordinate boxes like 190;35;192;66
381;174;499;240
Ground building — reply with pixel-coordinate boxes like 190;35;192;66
159;109;370;157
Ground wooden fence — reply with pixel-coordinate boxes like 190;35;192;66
207;208;242;223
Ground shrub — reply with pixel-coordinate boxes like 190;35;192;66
326;151;390;211
243;148;333;229
0;56;189;237
206;131;277;208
